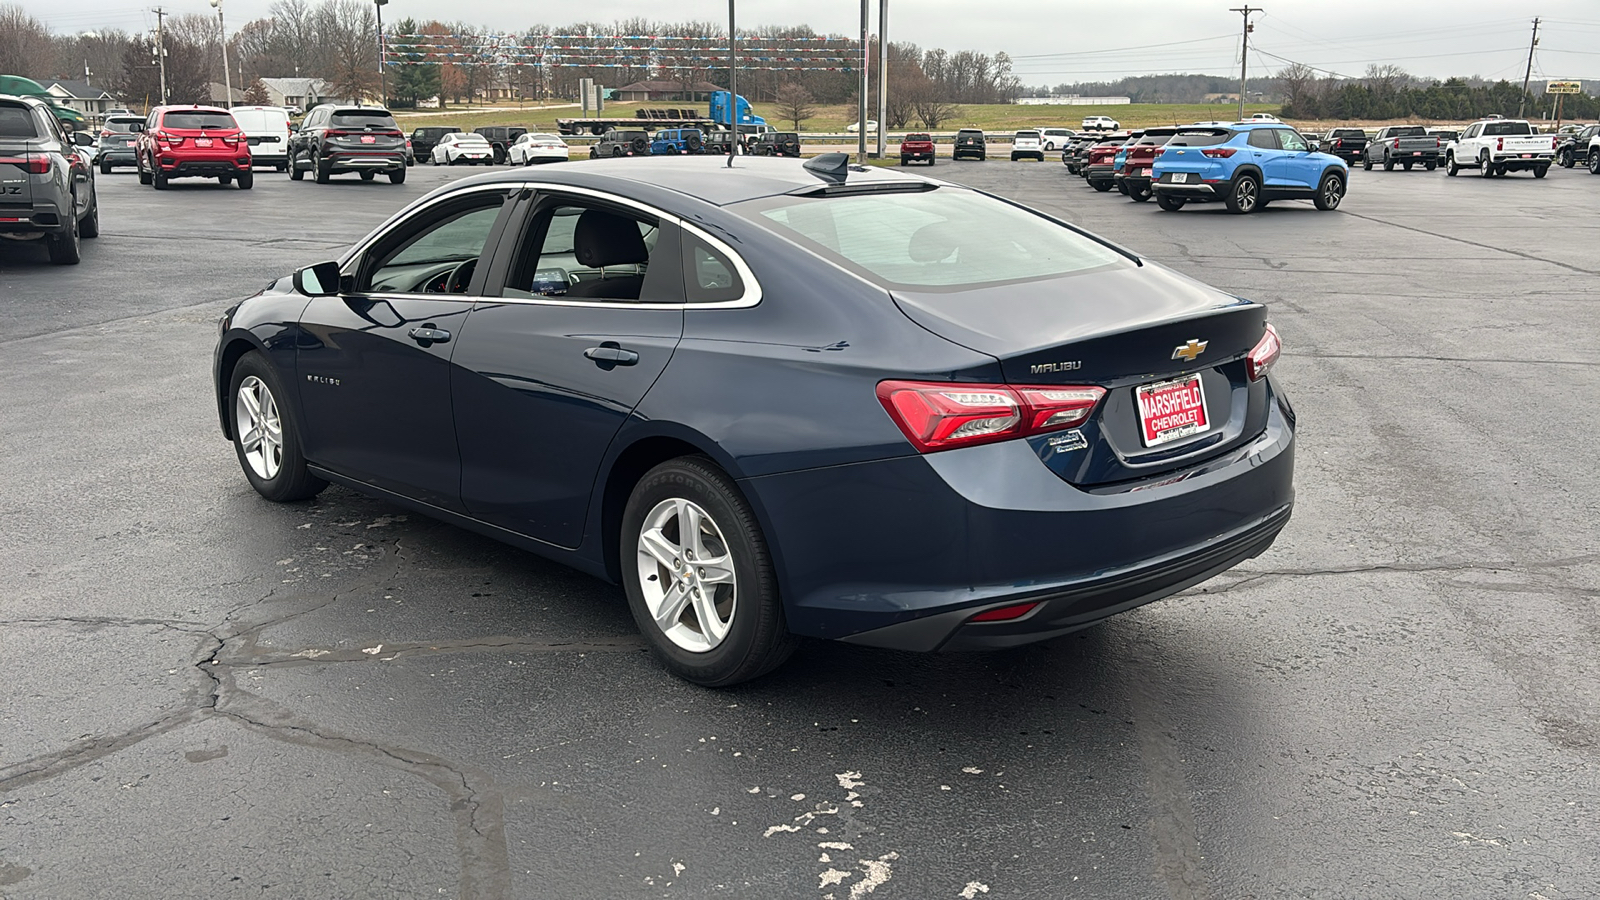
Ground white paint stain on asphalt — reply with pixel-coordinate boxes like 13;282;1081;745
960;881;991;898
848;851;898;898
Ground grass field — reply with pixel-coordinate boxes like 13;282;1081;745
392;101;1286;135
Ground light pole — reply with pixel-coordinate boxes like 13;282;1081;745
209;0;231;107
374;0;388;106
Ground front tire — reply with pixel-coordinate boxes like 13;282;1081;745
138;155;153;184
1560;149;1574;168
1590;153;1600;175
620;457;798;687
289;152;304;180
1314;171;1345;211
1225;173;1261;214
229;352;327;503
1362;155;1372;171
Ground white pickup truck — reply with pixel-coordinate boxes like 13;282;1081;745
1444;118;1556;178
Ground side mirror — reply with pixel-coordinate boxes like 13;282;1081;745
74;132;94;147
293;261;342;297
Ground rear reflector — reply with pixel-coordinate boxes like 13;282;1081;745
1247;323;1281;381
876;381;1105;453
970;602;1041;622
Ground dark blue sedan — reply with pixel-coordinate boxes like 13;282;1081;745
213;155;1295;685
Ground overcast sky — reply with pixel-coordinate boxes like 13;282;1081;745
25;0;1600;86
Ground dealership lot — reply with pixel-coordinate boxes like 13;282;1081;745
2;161;1598;897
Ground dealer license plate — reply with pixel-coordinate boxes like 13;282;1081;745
1136;374;1210;448
360;135;377;144
1412;151;1421;155
1137;167;1151;177
196;138;213;147
1170;172;1190;184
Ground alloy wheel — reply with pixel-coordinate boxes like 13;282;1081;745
635;498;737;653
234;375;284;480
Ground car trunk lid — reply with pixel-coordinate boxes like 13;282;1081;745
890;264;1273;485
0;103;42;211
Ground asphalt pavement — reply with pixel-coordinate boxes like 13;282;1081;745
2;156;1598;899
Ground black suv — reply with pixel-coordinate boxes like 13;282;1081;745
1558;124;1599;169
953;128;986;161
589;129;651;158
290;105;407;184
474;125;527;165
409;126;459;163
702;130;737;154
749;131;801;157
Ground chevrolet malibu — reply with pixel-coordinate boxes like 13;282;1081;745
213;155;1296;685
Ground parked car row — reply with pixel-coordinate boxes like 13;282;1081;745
1066;120;1350;214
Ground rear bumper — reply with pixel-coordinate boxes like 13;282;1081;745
1154;178;1222;197
1492;153;1554;169
0;198;68;234
95;147;136;165
324;150;406;172
157;156;252;176
745;396;1296;650
1086;163;1115;181
953;144;985;157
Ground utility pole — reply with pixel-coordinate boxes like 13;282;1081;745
875;0;887;160
726;0;736;167
374;0;388;106
1517;17;1540;119
153;7;168;105
857;0;868;163
210;0;231;107
1229;5;1259;122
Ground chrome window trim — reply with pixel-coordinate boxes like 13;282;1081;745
338;180;762;310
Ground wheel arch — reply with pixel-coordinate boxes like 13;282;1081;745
215;334;273;441
1230;163;1265;183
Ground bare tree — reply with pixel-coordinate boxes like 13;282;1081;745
914;94;959;130
320;0;377;102
0;4;52;77
773;81;814;129
1277;62;1318;116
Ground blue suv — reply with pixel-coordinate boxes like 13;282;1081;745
1151;124;1348;214
650;128;705;155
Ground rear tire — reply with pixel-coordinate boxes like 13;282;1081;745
360;171;375;181
1481;153;1494;177
229;352;327;503
99;159;111;175
1534;165;1548;179
1446;152;1459;176
1128;182;1152;202
620;456;798;687
218;174;232;185
1424;160;1436;171
1224;173;1260;214
47;205;80;265
1402;161;1413;171
79;192;99;238
152;170;167;190
388;167;405;184
315;160;330;183
1090;179;1111;192
237;171;253;189
1155;193;1185;211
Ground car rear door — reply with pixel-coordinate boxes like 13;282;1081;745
294;185;519;509
449;189;686;549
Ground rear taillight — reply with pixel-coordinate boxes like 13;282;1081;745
1247;324;1281;382
1334;139;1343;148
1200;148;1236;158
0;156;50;174
1496;137;1504;151
99;129;112;138
875;381;1106;453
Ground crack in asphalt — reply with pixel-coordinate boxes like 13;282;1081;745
1293;351;1600;368
0;540;514;900
1195;552;1600;596
1338;210;1600;276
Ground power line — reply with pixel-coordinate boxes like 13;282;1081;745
1010;34;1235;60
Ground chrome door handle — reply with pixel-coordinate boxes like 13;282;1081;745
409;326;451;345
584;344;640;366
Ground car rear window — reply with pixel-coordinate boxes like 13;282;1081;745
331;111;397;129
906;133;931;141
1016;131;1040;139
0;104;38;137
104;116;144;132
1483;121;1532;136
1332;129;1365;137
744;188;1124;290
1389;126;1427;137
1167;129;1231;147
163;110;237;130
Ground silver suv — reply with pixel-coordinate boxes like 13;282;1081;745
0;94;99;264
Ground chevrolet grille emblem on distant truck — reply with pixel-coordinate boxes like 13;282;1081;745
1172;339;1208;362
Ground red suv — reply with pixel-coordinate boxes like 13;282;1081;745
1117;127;1180;202
899;133;935;165
137;105;253;190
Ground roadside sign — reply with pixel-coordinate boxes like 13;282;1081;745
1546;81;1583;95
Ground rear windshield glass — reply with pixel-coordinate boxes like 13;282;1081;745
1167;129;1231;147
774;133;798;140
1483;121;1532;136
330;111;396;129
1388;126;1427;137
1332;129;1365;137
957;130;982;136
1015;131;1039;139
0;105;39;137
906;133;931;141
104;117;143;132
743;189;1124;290
163;110;237;130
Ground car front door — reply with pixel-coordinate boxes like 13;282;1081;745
1269;129;1322;188
295;186;518;509
450;190;687;549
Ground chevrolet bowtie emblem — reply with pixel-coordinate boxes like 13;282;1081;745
1172;339;1208;361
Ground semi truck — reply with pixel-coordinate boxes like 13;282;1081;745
0;75;89;132
557;90;765;136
